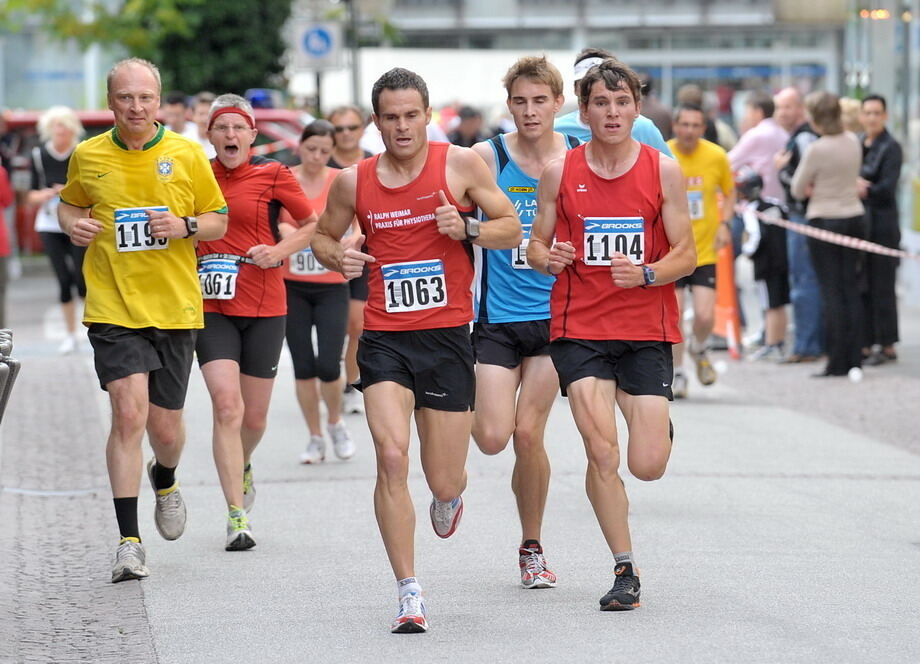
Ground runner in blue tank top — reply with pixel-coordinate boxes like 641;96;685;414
471;55;579;591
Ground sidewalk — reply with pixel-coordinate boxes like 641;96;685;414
2;264;919;663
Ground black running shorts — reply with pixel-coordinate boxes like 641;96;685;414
676;262;716;290
357;325;475;411
88;323;196;410
349;266;369;302
757;273;790;310
549;338;674;399
472;319;551;369
196;312;286;379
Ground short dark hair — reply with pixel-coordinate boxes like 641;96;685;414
327;105;365;124
193;91;216;108
577;59;642;109
164;91;188;107
371;68;429;115
574;47;614;65
673;103;705;123
300;119;336;144
805;91;843;135
746;92;775;119
457;106;481;121
862;94;887;111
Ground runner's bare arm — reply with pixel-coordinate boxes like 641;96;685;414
249;211;319;268
311;167;374;278
148;209;227;242
58;201;101;246
471;140;497;180
650;155;696;284
715;185;736;249
527;157;574;275
448;146;521;250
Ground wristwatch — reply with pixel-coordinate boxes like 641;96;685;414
464;217;481;242
182;216;199;238
642;265;656;287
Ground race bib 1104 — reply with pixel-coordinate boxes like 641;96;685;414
382;259;447;313
114;206;170;253
583;217;645;266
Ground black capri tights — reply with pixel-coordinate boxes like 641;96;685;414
285;280;349;381
41;231;86;303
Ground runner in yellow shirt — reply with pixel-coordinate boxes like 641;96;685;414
667;103;735;398
59;58;228;583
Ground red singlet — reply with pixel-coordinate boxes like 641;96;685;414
550;143;681;343
199;156;314;317
283;168;345;285
356;142;475;331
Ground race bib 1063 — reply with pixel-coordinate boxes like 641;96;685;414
583;217;645;266
198;258;239;300
289;248;328;276
114;206;169;253
382;259;447;313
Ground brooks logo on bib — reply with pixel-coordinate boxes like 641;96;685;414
382;259;447;313
114;206;169;253
583;217;644;266
198;258;239;300
290;248;328;276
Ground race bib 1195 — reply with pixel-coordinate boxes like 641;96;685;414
114;206;169;253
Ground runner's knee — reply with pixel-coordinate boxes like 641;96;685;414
376;443;410;482
628;458;666;482
212;392;244;429
473;423;510;455
584;437;620;477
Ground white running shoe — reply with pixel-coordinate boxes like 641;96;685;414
429;495;463;539
300;435;326;464
342;389;364;414
672;372;688;399
329;421;355;460
146;458;187;540
225;509;256;551
391;592;428;633
111;539;149;583
58;335;77;355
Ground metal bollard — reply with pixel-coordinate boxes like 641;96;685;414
0;328;20;426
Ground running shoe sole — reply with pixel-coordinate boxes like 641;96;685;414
225;532;257;551
391;617;428;634
522;579;557;589
111;566;149;583
600;600;640;611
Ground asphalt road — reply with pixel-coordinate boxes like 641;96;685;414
2;262;919;663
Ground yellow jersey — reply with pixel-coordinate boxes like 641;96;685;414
667;138;734;266
60;124;227;329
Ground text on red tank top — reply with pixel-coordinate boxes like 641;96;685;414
356;142;475;331
550;142;681;343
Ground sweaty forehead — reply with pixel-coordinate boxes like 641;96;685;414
378;88;426;113
110;65;159;94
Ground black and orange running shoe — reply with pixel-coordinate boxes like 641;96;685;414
599;562;641;611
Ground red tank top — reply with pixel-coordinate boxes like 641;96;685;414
283;168;345;285
356;142;475;331
550;143;681;343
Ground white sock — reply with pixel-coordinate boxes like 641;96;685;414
397;576;422;599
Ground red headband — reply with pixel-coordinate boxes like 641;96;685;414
208;106;255;130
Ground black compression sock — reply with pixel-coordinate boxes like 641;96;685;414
152;462;176;490
113;497;140;541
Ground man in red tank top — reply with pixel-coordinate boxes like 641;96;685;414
312;68;520;634
528;59;696;611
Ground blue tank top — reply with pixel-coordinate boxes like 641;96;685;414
474;133;580;323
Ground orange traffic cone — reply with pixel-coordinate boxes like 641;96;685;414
713;245;742;360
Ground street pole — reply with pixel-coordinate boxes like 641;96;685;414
315;70;322;116
348;0;360;106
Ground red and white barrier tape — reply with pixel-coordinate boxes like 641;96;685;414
250;140;290;156
737;206;918;261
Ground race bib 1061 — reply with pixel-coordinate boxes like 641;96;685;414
198;258;239;300
114;206;169;253
583;217;645;266
289;248;328;276
382;259;447;313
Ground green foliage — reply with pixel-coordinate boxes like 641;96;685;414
1;0;292;95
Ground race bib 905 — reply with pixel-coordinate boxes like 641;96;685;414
583;217;645;266
382;259;447;313
114;206;169;253
289;248;328;276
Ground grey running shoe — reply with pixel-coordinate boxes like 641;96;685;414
391;592;428;633
300;435;325;464
329;421;355;460
672;372;688;399
147;458;187;540
692;350;717;386
225;509;256;551
111;539;149;583
243;465;256;513
429;495;463;539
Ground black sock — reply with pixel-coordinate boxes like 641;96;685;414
521;539;541;551
152;462;176;490
114;497;140;541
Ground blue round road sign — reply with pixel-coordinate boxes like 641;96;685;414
303;27;333;58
